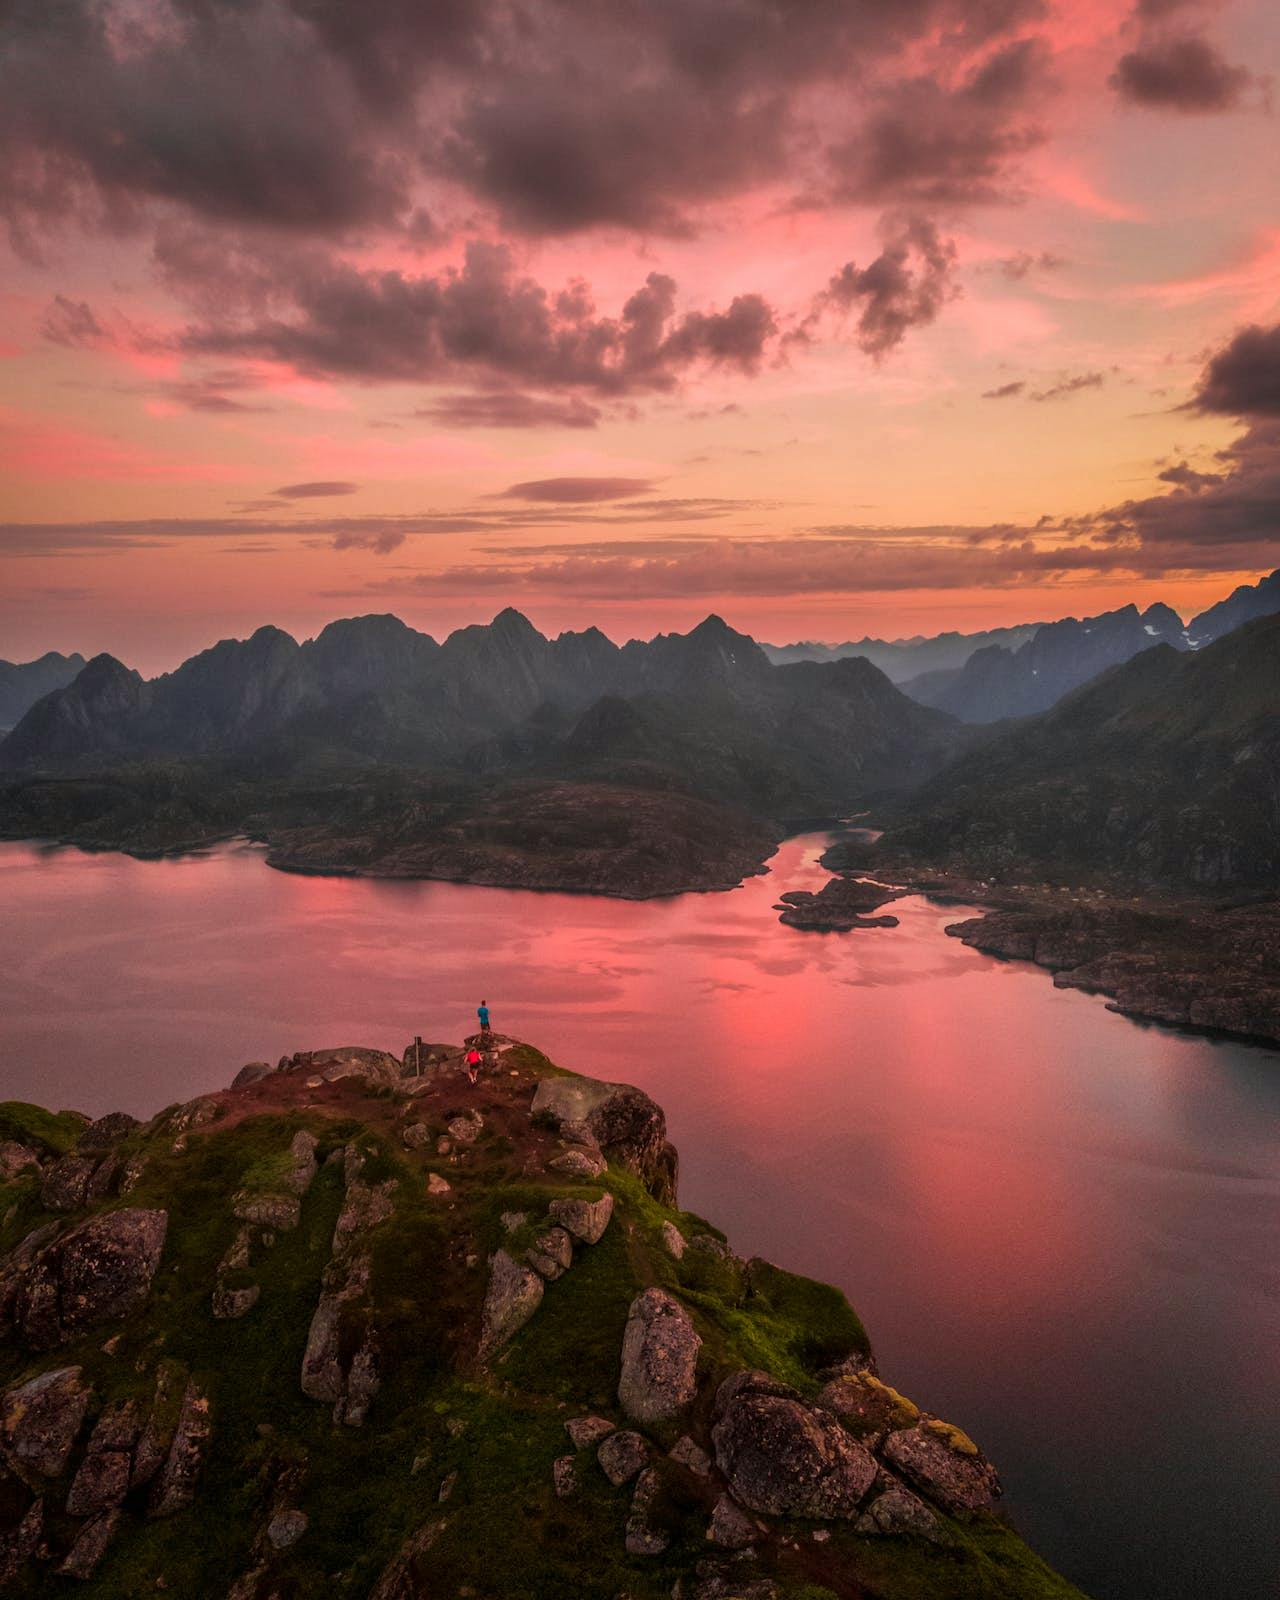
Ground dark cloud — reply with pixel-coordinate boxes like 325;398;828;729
1156;461;1219;490
177;242;780;392
1074;324;1280;551
1;0;1051;258
496;478;656;504
39;295;111;349
273;481;360;499
1191;323;1280;417
1089;420;1280;547
1030;372;1104;401
827;39;1048;207
1110;34;1252;112
446;79;788;236
816;216;959;357
983;380;1025;398
413;393;602;429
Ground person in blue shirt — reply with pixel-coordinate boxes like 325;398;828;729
477;1000;491;1033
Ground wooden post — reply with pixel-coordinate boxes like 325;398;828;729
415;1035;422;1076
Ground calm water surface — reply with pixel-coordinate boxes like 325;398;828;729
1;835;1277;1599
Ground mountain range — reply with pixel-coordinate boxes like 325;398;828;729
0;651;85;730
760;623;1042;681
882;613;1280;887
769;568;1280;723
0;611;960;817
3;566;1278;895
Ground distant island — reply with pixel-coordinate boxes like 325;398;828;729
0;1033;1087;1597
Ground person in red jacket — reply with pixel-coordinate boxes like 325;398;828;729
464;1044;483;1084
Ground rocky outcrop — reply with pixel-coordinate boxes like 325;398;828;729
148;1377;212;1517
624;1466;670;1556
0;1498;43;1587
77;1111;139;1154
565;1415;615;1449
881;1419;1000;1518
0;1142;40;1181
59;1508;122;1578
597;1430;649;1486
232;1061;273;1088
530;1076;677;1203
707;1492;758;1549
301;1168;396;1424
816;1372;919;1446
526;1225;573;1281
711;1370;877;1518
286;1047;403;1087
0;1366;91;1478
478;1249;544;1358
618;1288;701;1425
39;1153;99;1212
66;1399;140;1515
548;1192;613;1245
1;1208;167;1348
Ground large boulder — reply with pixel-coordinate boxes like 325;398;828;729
530;1075;678;1203
478;1250;544;1357
77;1112;140;1154
2;1209;167;1349
711;1370;877;1519
881;1420;1000;1517
39;1154;97;1213
548;1193;613;1245
58;1508;122;1579
618;1288;701;1425
148;1377;212;1516
288;1047;403;1087
66;1399;141;1515
0;1366;91;1478
0;1143;40;1181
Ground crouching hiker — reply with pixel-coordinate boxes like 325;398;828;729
465;1044;483;1084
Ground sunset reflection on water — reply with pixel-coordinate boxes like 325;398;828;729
2;834;1277;1600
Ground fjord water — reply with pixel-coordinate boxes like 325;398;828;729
2;836;1277;1599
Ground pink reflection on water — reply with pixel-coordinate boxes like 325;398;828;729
1;835;1278;1598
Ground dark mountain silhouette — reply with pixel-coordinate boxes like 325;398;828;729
0;650;87;728
0;611;966;892
901;601;1191;723
761;622;1041;680
0;610;959;811
883;613;1280;887
1187;567;1280;645
0;654;145;766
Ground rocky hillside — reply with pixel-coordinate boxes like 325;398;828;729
0;614;959;817
0;655;87;733
0;1039;1084;1599
881;614;1280;889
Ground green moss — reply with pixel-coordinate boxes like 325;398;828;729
0;1101;85;1156
925;1416;980;1456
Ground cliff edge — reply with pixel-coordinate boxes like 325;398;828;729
0;1037;1085;1598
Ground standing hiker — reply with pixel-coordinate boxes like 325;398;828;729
477;1000;491;1034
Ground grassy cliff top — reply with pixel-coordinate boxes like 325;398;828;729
0;1038;1087;1600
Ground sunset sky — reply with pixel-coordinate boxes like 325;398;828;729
2;0;1278;672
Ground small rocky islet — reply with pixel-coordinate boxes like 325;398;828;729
0;1037;1084;1598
